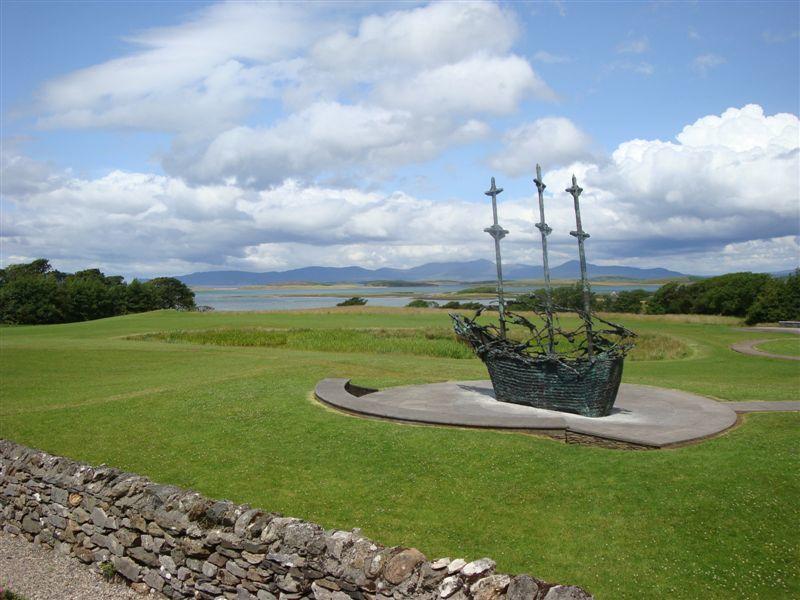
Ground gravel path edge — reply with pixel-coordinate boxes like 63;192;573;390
0;531;156;600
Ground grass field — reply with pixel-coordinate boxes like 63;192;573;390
1;308;798;599
755;337;800;357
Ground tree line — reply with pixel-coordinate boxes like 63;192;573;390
507;270;799;325
0;259;196;325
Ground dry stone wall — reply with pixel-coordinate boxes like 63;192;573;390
0;440;592;600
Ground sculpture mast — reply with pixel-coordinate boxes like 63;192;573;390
566;174;594;361
484;177;508;338
533;164;555;356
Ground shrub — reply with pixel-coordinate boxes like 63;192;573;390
337;297;368;306
406;299;438;308
601;289;653;314
440;301;483;310
99;561;116;581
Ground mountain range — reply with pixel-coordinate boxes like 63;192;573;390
176;260;687;286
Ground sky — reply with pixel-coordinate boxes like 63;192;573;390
1;0;798;279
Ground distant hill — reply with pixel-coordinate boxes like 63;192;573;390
177;259;687;286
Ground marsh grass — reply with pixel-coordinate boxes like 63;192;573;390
128;326;689;361
628;333;693;361
596;312;740;325
128;327;475;359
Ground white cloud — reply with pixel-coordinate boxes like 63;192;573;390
309;1;518;77
36;3;327;133
489;117;595;176
691;53;725;76
171;101;491;187
375;54;556;115
762;30;799;44
4;106;797;277
538;105;799;261
31;1;550;186
676;104;798;152
616;37;649;54
603;60;654;77
0;151;66;196
533;51;571;64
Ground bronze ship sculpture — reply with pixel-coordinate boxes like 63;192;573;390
451;165;636;418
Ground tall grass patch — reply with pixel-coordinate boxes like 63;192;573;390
128;326;688;362
128;327;474;359
628;333;692;361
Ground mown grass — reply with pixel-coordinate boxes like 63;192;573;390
127;326;690;362
755;337;800;357
1;309;798;599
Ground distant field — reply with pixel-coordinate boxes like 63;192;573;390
1;308;798;599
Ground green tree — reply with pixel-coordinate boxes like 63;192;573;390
647;282;693;314
0;271;63;324
143;277;196;310
0;259;197;324
690;272;771;317
62;268;128;321
603;289;652;314
125;279;157;313
746;270;800;324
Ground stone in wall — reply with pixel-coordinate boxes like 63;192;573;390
0;440;593;600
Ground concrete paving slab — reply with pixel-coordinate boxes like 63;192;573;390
315;379;740;448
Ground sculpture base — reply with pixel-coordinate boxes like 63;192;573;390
314;379;742;449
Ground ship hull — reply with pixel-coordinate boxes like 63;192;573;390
483;352;624;417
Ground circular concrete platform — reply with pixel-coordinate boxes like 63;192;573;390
315;379;741;448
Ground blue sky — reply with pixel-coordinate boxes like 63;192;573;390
1;1;798;277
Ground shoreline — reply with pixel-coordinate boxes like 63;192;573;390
191;279;665;294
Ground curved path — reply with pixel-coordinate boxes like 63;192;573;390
731;327;800;361
316;379;745;449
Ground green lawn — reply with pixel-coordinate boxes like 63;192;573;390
755;337;800;357
1;309;798;599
